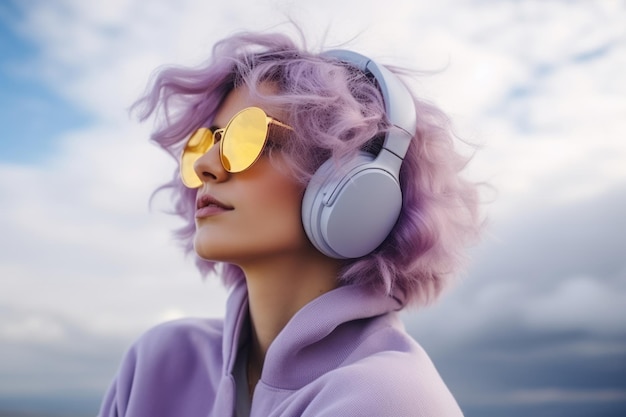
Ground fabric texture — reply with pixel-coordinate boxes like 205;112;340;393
98;280;464;417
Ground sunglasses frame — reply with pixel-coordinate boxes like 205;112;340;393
180;106;292;188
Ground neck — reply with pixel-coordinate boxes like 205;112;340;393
240;251;342;392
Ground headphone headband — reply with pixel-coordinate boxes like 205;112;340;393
322;50;417;163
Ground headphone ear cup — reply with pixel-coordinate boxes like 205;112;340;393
302;152;402;259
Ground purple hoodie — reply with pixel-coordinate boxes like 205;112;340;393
98;280;464;416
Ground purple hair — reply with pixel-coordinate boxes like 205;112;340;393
133;30;482;307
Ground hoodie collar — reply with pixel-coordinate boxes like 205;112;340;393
222;280;402;390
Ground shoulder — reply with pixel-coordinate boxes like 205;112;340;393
127;317;224;367
98;318;225;417
115;317;225;385
305;333;464;416
135;317;224;352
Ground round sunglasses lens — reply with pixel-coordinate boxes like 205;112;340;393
181;127;214;188
221;107;268;172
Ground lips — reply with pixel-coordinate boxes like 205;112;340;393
196;193;233;218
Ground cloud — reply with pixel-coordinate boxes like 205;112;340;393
404;183;626;410
522;275;626;335
0;119;230;360
405;181;626;337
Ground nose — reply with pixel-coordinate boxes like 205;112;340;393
193;143;228;184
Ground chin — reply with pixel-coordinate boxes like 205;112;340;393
193;237;222;262
193;238;243;264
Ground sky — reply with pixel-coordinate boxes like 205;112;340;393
0;0;625;416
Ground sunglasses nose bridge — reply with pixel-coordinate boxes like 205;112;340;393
193;135;228;184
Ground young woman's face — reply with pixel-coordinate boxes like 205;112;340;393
192;84;313;266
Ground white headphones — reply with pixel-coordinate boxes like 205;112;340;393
301;50;417;259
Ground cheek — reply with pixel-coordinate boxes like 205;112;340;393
267;184;303;220
253;177;306;237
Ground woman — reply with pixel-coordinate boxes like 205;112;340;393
98;29;481;417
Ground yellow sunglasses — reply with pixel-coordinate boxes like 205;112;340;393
180;107;292;188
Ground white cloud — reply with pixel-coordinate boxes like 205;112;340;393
522;275;626;334
0;313;66;344
0;121;228;342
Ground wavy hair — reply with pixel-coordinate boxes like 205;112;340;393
133;30;482;307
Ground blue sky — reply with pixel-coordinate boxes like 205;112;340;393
0;4;91;163
1;1;625;416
